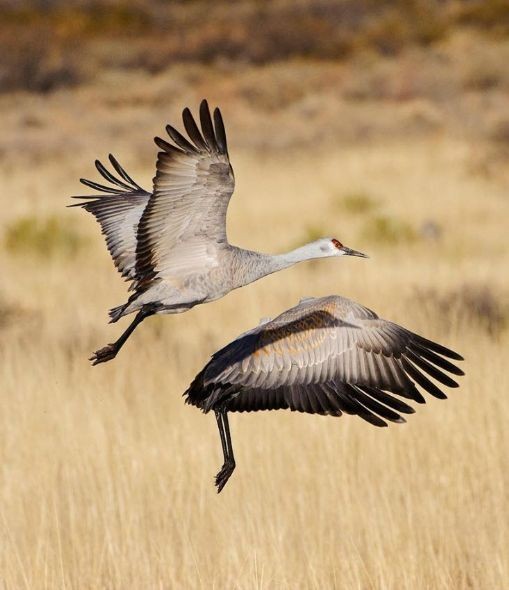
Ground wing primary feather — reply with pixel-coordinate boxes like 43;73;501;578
68;198;94;205
401;357;448;399
108;154;144;190
312;385;333;415
290;385;303;412
79;178;125;194
154;136;184;154
182;107;208;151
305;386;323;414
410;342;464;376
165;124;198;153
350;386;405;423
321;383;343;415
390;360;426;403
405;349;459;388
213;107;228;155
360;385;415;414
413;334;464;361
296;385;313;413
336;385;388;427
94;159;133;191
351;405;388;427
199;99;217;151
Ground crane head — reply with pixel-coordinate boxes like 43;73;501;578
329;238;368;258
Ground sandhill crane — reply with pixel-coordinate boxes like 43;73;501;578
72;100;367;364
185;295;464;492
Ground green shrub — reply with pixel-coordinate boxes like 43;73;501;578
336;192;379;215
4;215;87;258
361;214;417;245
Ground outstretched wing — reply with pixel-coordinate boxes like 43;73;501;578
186;295;464;427
71;155;150;283
134;99;235;291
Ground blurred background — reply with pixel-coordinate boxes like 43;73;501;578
1;1;508;588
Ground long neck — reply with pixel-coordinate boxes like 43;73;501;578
232;244;319;287
267;244;319;273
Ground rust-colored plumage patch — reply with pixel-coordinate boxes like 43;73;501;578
253;309;336;357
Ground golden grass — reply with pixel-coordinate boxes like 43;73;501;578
0;121;508;588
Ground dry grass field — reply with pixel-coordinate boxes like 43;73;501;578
1;2;509;588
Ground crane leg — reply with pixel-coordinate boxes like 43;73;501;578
90;309;152;365
214;410;236;493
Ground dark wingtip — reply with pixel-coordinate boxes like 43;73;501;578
213;106;228;154
199;99;217;151
154;135;168;149
416;335;464;361
67;196;91;207
182;107;193;128
444;350;464;362
165;123;197;153
107;153;121;169
200;99;212;123
154;135;178;153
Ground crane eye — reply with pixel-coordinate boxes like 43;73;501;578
332;238;343;249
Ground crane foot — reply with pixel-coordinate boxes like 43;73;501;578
89;344;118;366
215;459;236;493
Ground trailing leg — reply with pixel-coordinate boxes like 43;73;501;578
90;308;153;365
214;410;236;493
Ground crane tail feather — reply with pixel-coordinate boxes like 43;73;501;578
109;304;127;323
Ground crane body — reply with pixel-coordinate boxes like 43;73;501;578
72;101;366;364
185;295;464;492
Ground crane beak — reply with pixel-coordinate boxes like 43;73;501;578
340;246;369;258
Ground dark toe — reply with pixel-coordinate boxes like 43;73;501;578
214;462;235;493
89;344;117;366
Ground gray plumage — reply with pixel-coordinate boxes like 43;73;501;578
185;295;464;492
72;100;366;364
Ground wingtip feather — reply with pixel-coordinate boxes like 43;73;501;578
213;107;228;154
